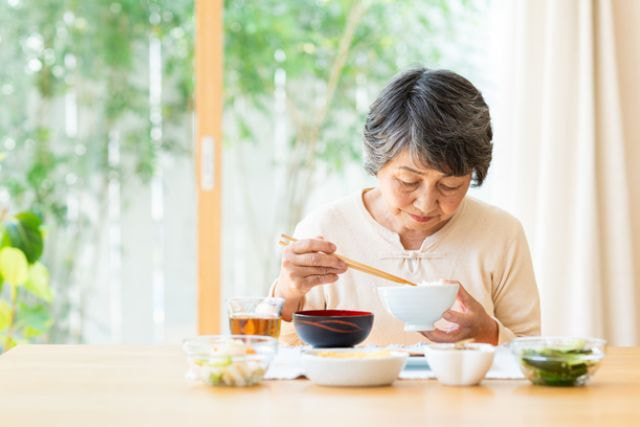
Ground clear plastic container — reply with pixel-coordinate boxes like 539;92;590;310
182;335;278;387
510;336;606;386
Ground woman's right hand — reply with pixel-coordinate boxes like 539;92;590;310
275;237;348;319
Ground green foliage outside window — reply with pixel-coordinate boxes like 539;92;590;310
0;0;485;342
0;207;52;352
0;0;195;342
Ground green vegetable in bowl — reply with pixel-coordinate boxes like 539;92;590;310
519;344;602;386
195;356;232;368
190;340;270;387
193;357;267;386
183;336;277;387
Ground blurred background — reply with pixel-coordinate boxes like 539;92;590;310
0;0;638;348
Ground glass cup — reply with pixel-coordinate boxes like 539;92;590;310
227;297;285;338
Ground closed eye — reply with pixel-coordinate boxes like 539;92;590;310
397;178;420;187
439;183;461;192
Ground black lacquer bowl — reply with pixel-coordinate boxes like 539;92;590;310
293;310;374;348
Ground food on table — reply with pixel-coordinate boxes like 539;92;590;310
302;348;408;387
447;345;475;350
417;280;444;287
519;345;601;386
183;335;278;387
192;339;265;386
511;337;606;386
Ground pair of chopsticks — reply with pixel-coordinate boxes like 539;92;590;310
278;233;417;287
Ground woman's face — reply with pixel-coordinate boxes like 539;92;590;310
376;149;471;235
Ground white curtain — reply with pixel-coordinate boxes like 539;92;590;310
485;0;640;345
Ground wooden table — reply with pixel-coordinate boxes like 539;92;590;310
0;345;639;426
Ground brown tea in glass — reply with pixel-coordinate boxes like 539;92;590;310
228;314;281;338
226;297;285;338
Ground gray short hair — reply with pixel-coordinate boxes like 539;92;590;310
363;68;493;186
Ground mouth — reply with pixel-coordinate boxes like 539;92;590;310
408;213;435;223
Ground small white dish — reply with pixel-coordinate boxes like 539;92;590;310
424;343;496;386
377;282;458;331
302;348;408;387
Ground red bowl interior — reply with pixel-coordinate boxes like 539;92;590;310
294;310;373;317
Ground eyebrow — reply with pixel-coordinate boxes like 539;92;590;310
398;165;453;177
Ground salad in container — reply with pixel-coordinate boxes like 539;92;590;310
510;336;606;386
182;335;278;387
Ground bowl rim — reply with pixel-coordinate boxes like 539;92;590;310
377;283;459;292
182;334;278;343
302;347;408;362
293;309;374;318
182;334;278;355
226;296;285;302
509;336;607;362
425;342;496;353
510;336;607;347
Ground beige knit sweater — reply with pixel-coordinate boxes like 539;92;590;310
271;189;541;346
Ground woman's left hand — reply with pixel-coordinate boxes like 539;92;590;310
420;280;499;345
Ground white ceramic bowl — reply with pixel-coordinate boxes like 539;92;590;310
302;348;408;387
424;343;496;386
377;283;458;331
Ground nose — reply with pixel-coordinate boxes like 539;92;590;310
413;184;439;213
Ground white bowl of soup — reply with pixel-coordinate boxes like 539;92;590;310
302;348;408;387
377;281;458;331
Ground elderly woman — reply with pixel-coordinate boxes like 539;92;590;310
271;68;540;346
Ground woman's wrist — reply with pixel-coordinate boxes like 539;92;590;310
480;317;499;345
275;279;305;321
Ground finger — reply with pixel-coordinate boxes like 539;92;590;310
294;252;347;270
455;282;475;305
289;266;347;278
441;309;469;326
302;274;339;288
422;328;470;343
422;329;456;343
442;280;473;310
291;238;337;255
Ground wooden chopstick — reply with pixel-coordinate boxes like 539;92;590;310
279;233;417;287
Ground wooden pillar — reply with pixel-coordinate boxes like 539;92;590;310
195;0;222;334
